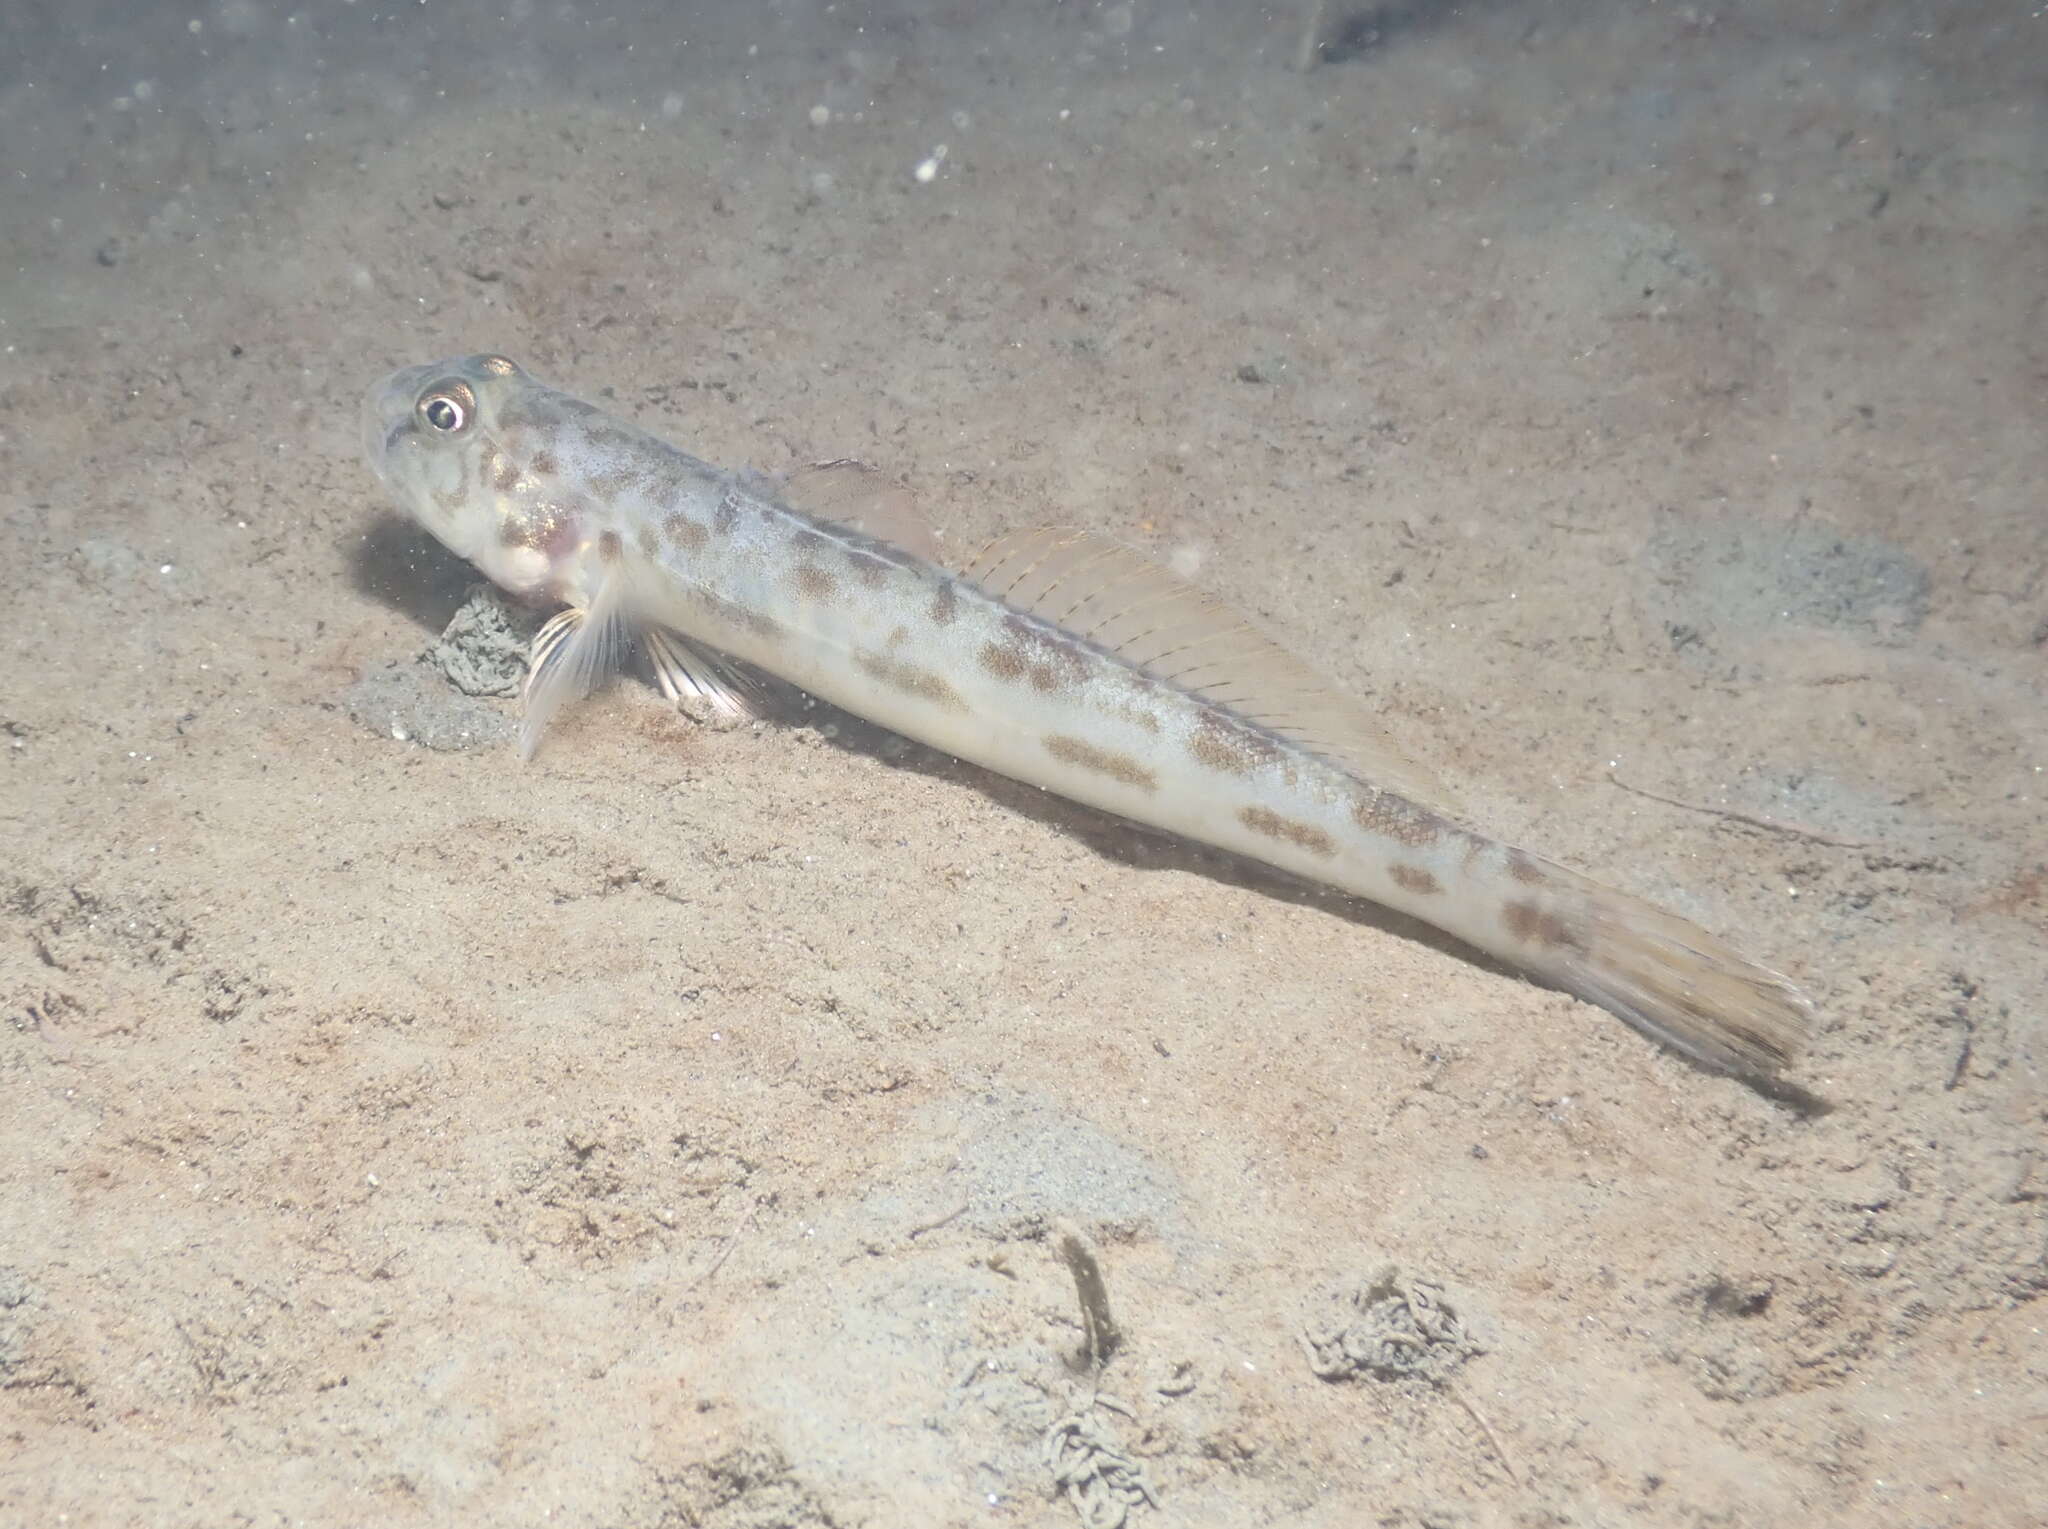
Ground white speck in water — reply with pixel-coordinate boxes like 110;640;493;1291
809;103;830;126
810;170;834;195
913;144;948;182
951;109;971;130
661;92;684;119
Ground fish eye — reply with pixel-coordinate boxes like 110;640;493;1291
417;385;473;433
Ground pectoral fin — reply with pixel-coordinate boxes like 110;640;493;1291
520;574;631;761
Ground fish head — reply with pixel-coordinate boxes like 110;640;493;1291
363;353;594;600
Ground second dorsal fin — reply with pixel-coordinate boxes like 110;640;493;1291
955;528;1461;815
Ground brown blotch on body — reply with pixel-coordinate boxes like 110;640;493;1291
1390;863;1442;896
794;565;839;601
1189;710;1285;778
1502;898;1579;951
1043;734;1158;792
589;466;636;501
529;448;559;477
855;652;968;712
714;493;743;536
1239;805;1335;856
636;524;663;558
597;530;623;564
1104;699;1163;735
1505;848;1547;885
982;615;1091;694
980;641;1028;684
665;513;709;552
930;581;958;627
490;454;520;493
1350;787;1446;848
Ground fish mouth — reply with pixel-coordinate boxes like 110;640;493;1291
361;362;438;486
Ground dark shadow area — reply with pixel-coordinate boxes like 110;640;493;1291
349;510;504;634
1313;1;1470;67
819;714;1835;1114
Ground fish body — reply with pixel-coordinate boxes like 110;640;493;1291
363;354;1813;1079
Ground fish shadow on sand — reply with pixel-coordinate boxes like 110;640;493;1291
814;711;1831;1113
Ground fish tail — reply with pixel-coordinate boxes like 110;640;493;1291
1482;852;1814;1078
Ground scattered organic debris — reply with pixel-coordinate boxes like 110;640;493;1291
1302;1263;1520;1481
429;583;539;697
1044;1408;1158;1529
1301;1263;1482;1385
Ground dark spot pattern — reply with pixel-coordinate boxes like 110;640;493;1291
589;466;636;501
714;492;743;536
1238;805;1335;856
1505;849;1547;885
636;525;662;558
1390;864;1442;896
1189;710;1284;778
529;448;559;477
498;503;570;554
1503;898;1579;950
930;581;958;627
979;641;1027;685
855;652;968;712
1043;734;1158;791
665;514;709;552
1349;787;1446;848
980;616;1091;694
794;565;839;601
597;530;623;563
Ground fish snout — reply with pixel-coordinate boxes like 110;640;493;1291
361;363;439;485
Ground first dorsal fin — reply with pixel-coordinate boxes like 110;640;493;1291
956;528;1462;816
765;459;945;563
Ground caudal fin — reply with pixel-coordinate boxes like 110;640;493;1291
1551;879;1814;1077
1478;851;1815;1078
